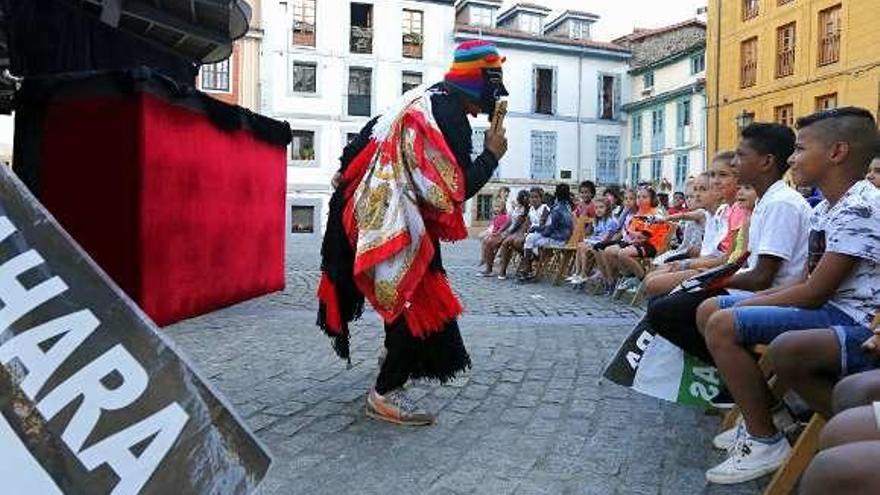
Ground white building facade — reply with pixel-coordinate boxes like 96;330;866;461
261;0;456;237
618;20;708;193
454;2;631;230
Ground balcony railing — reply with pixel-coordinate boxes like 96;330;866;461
776;49;794;77
402;42;422;59
742;0;759;20
293;21;315;46
819;33;840;66
350;26;373;54
741;61;757;88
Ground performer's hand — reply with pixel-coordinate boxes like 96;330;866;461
485;125;508;160
331;172;342;189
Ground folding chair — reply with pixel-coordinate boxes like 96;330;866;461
538;216;592;285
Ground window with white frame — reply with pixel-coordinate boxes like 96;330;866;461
530;131;557;180
201;59;230;92
597;136;620;185
643;71;654;89
533;67;554;115
292;61;317;93
471;6;493;27
402;9;424;59
292;0;316;46
570;21;590;40
519;13;542;34
691;53;706;74
348;67;372;116
630;160;640;186
598;74;621;120
290;130;316;163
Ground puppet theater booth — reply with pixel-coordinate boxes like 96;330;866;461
2;0;290;326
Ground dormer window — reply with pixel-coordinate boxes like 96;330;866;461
519;13;542;34
570;21;590;39
471;5;493;27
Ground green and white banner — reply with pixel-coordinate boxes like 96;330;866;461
603;316;725;407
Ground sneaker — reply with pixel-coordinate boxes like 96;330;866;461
497;274;508;281
713;420;744;451
365;389;436;426
706;433;791;484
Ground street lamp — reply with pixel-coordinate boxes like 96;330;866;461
735;109;755;131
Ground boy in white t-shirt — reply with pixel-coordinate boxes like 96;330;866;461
701;108;880;485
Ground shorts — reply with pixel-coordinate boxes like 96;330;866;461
874;401;880;432
524;233;565;254
716;293;859;346
831;325;880;377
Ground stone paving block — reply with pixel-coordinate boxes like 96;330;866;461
167;239;767;495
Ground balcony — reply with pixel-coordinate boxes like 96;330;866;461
350;26;373;54
776;49;794;78
819;33;840;66
293;21;316;46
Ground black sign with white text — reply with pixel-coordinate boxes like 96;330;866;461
0;165;270;494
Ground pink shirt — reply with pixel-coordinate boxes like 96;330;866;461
718;203;750;254
491;212;510;234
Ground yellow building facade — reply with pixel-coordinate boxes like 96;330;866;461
707;0;880;154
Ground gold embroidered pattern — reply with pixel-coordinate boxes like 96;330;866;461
428;146;458;193
357;181;392;231
426;185;452;212
374;280;398;309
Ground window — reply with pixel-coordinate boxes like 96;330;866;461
677;100;691;146
643;71;654;89
651;158;662;183
530;131;557;180
401;71;423;94
290;130;315;162
599;74;620;120
774;104;794;127
293;0;316;46
743;0;759;20
471;6;493;27
519;14;542;34
630;160;640;186
776;23;796;78
675;155;689;192
348;67;372;116
533;67;554;115
476;194;494;222
741;37;758;88
818;5;841;66
291;206;315;233
651;108;664;151
691;53;706;74
350;3;373;54
292;61;317;93
402;9;423;59
200;59;230;92
570;21;590;40
597;136;620;185
632;114;642;141
815;93;838;111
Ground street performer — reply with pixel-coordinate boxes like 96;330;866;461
316;40;509;426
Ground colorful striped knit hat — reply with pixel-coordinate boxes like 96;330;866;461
444;40;506;100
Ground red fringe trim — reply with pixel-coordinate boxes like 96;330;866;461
317;274;342;334
403;269;464;338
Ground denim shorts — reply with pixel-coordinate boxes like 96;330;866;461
716;293;859;346
831;325;880;377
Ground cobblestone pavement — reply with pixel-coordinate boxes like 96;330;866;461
167;239;765;495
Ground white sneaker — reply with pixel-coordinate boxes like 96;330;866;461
712;420;744;451
706;433;791;484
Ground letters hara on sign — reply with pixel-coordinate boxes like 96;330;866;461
0;165;269;495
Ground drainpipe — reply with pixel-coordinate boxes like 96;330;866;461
576;50;583;184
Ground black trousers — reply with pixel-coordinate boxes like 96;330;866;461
646;289;729;366
375;317;471;394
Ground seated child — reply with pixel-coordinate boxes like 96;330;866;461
700;108;880;485
608;186;673;281
479;200;511;276
568;197;619;285
667;191;689;215
496;187;546;280
519;184;574;281
866;149;880;188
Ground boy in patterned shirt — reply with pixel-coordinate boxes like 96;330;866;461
699;107;880;485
